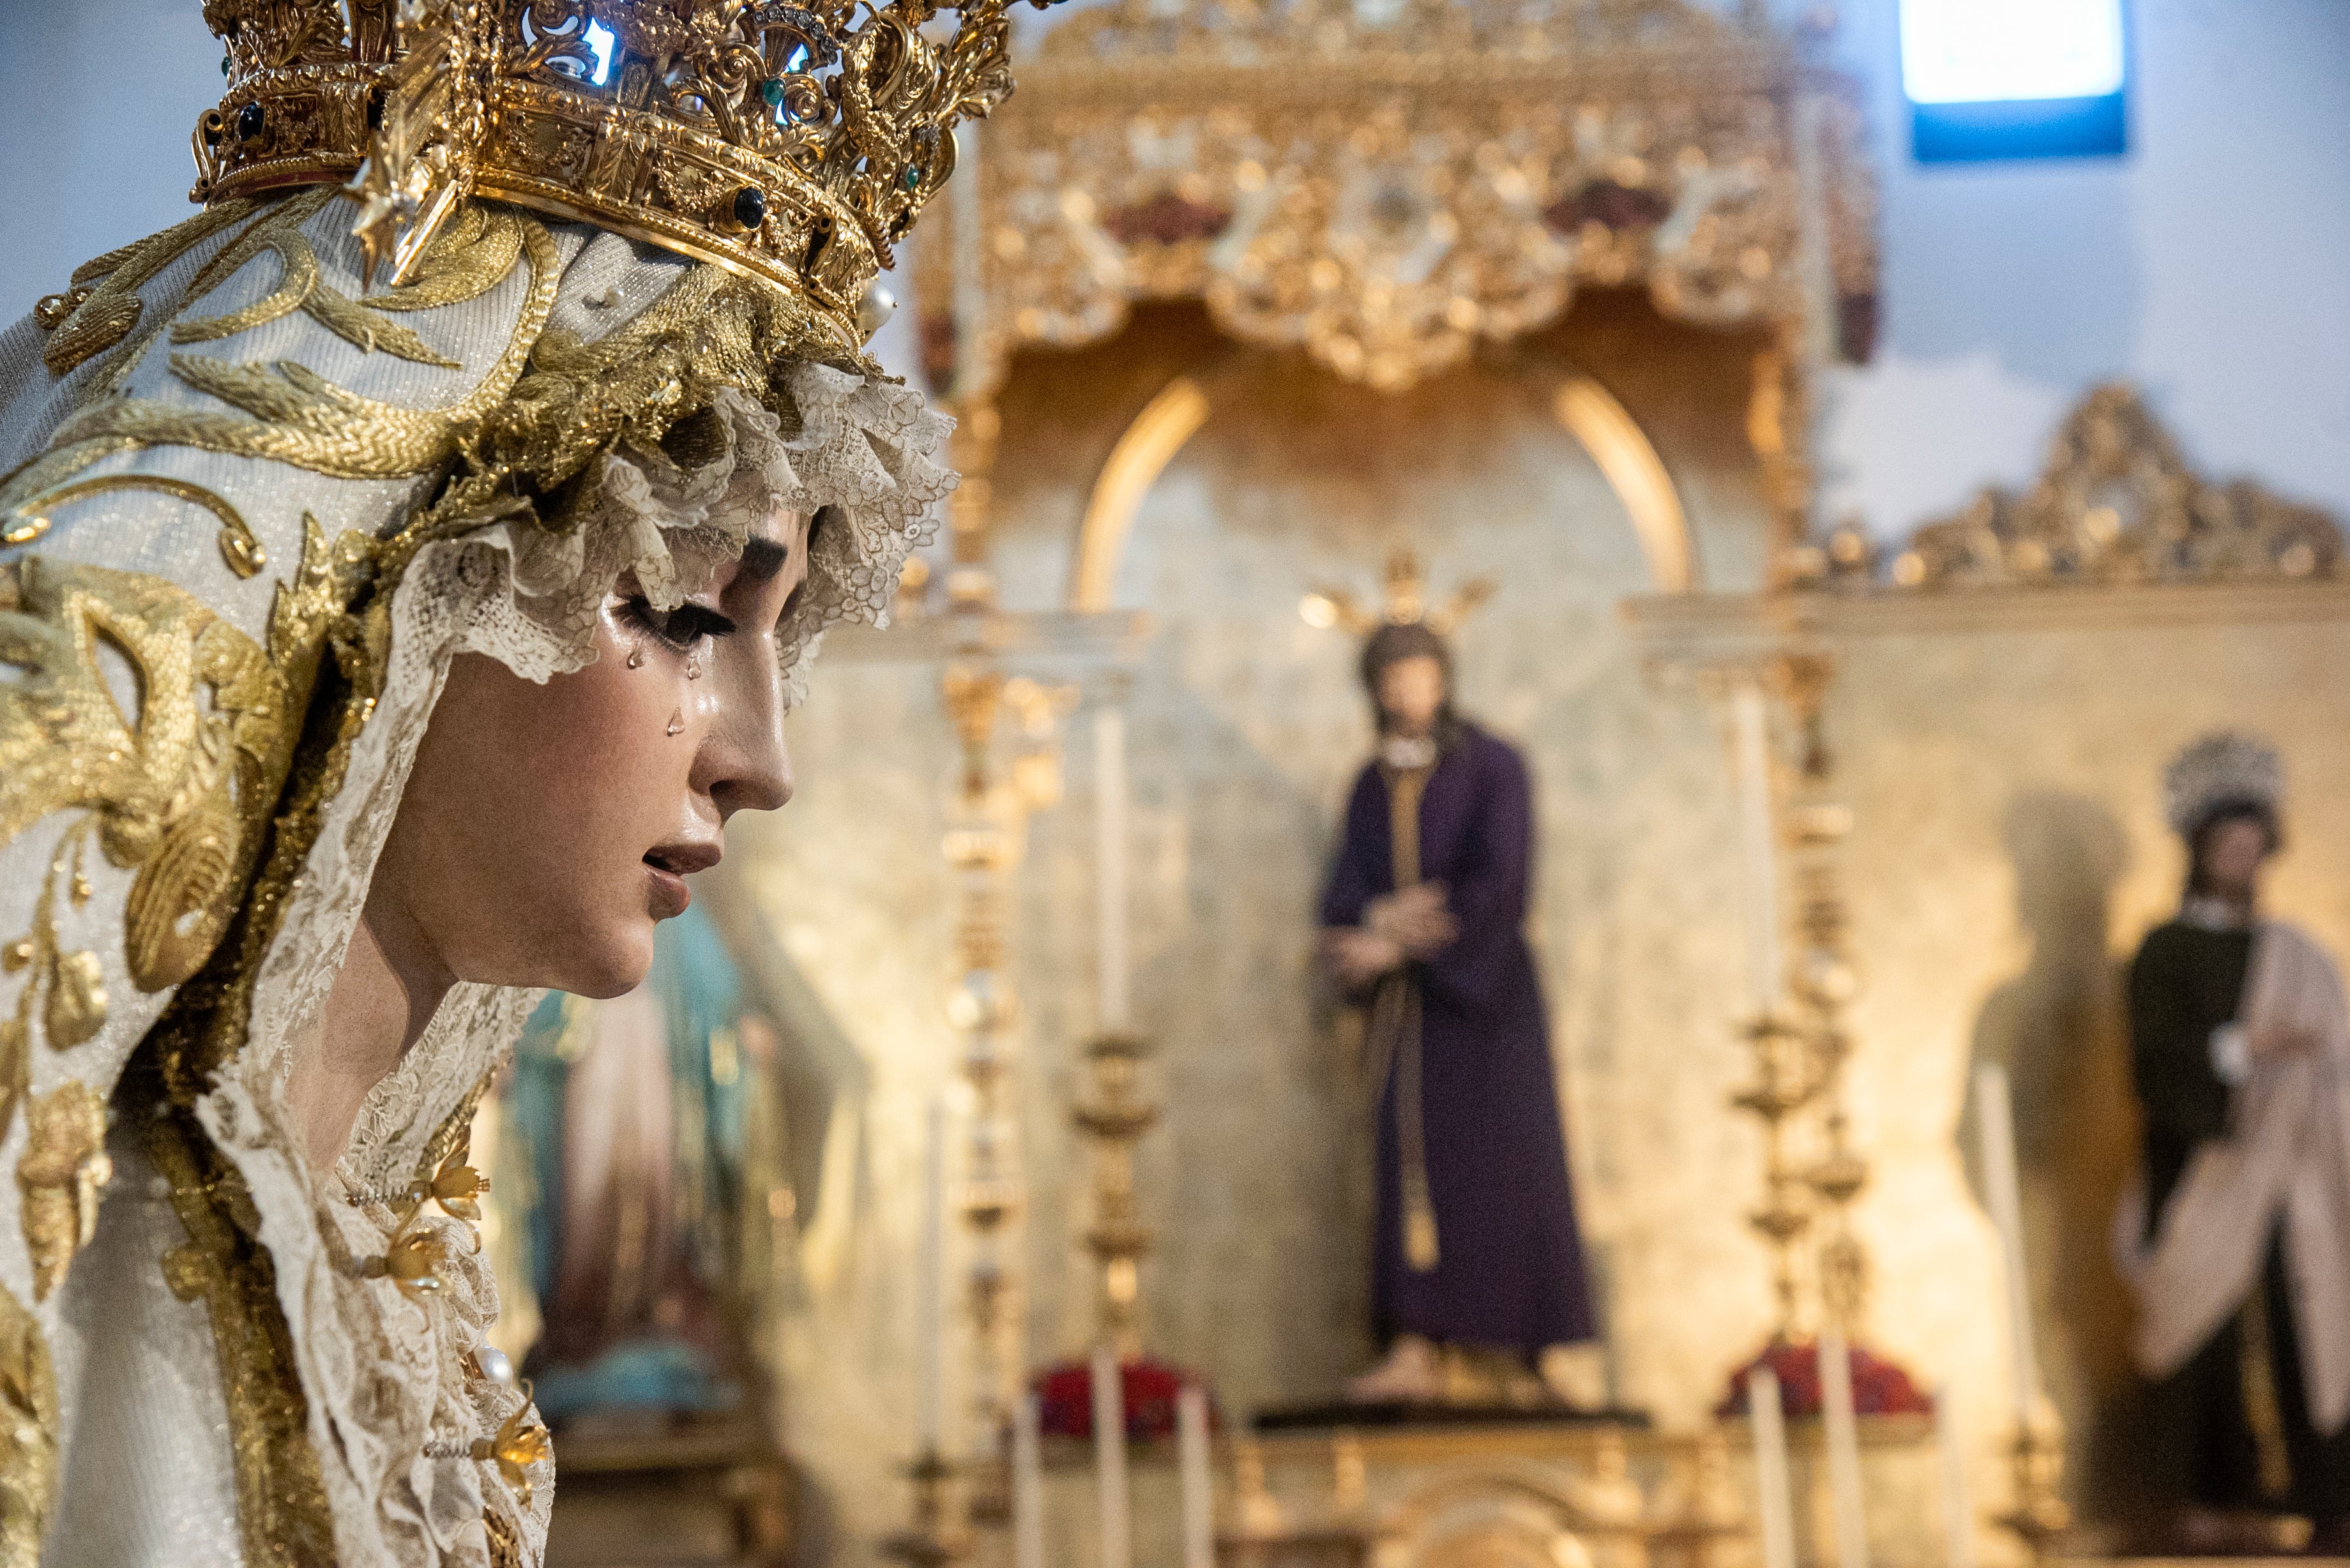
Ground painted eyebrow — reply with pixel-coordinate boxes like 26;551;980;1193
736;536;791;584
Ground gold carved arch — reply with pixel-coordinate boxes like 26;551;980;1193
1069;369;1692;610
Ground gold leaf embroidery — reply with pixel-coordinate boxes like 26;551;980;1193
0;821;98;1131
169;186;464;369
16;1082;112;1302
4;474;267;581
370;204;527;315
39;951;105;1052
38;199;263;377
0;522;364;1151
0;560;289;996
0;1279;56;1566
47;216;559;483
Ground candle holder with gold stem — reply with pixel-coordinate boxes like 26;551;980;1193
1722;653;1931;1419
936;664;1072;1531
1992;1419;2072;1560
1073;1030;1160;1354
881;1451;971;1568
1731;1009;1823;1345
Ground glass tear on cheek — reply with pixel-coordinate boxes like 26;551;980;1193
668;709;685;737
626;647;644;670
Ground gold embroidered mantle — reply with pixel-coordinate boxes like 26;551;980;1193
0;188;575;1567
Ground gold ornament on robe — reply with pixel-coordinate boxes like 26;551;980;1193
381;1225;450;1299
15;1083;112;1302
0;525;356;1140
473;1395;553;1511
0;1280;56;1568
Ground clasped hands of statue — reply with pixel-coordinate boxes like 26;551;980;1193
1325;884;1458;988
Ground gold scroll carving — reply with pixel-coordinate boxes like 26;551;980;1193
1786;384;2345;592
923;0;1876;395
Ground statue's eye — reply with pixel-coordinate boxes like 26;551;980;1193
622;596;735;651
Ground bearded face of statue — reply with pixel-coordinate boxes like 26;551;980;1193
2192;809;2278;907
1377;653;1448;739
368;508;814;1000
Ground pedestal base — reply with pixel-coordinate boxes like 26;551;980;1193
1221;1412;1721;1568
542;1414;792;1568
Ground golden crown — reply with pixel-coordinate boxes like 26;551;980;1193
193;0;1050;352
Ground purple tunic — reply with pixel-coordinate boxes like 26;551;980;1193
1321;725;1597;1357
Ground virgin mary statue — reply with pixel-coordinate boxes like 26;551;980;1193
0;1;1033;1562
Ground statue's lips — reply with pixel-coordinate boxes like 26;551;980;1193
643;841;720;918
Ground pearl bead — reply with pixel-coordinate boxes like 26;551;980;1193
472;1345;517;1388
858;280;897;341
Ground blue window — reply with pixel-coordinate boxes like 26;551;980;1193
584;19;616;87
1900;0;2128;162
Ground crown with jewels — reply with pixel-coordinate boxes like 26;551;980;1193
193;0;1053;353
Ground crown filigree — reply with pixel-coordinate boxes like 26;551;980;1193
1299;548;1496;637
193;0;1053;353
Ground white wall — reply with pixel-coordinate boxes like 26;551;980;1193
0;0;220;322
1813;0;2350;538
8;0;2343;545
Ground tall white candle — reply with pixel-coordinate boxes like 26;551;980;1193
1748;1366;1798;1568
1095;706;1132;1032
1178;1383;1214;1568
1819;1328;1870;1568
1091;1343;1132;1568
914;1096;948;1453
1731;680;1784;1015
1935;1383;1976;1568
1013;1391;1046;1568
1973;1062;2043;1424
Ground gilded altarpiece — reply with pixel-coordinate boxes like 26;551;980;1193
727;0;1931;1562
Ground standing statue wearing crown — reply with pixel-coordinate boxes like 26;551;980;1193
2117;735;2350;1545
0;1;1043;1562
1314;558;1598;1405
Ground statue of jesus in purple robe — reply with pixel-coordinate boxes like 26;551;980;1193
1320;619;1598;1404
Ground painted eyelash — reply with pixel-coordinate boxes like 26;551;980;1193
621;596;736;651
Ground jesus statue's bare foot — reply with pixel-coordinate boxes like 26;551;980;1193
1345;1335;1441;1403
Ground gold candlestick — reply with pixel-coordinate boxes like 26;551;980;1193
1732;1011;1821;1343
882;1451;971;1568
1992;1421;2071;1560
1773;654;1875;1338
1720;653;1891;1359
1073;1031;1160;1355
937;664;1073;1530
